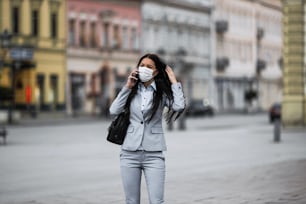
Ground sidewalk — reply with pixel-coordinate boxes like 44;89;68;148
7;112;107;127
7;112;306;133
169;159;306;204
184;113;306;134
0;114;305;204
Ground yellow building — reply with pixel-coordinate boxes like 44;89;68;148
282;0;306;126
0;0;66;117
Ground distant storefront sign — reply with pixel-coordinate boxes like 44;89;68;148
10;46;34;61
71;74;85;84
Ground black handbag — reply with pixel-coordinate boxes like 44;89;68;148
106;109;130;145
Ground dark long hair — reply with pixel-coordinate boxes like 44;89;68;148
126;53;184;123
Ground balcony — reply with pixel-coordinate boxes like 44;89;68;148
256;59;266;74
216;20;228;34
99;9;115;22
257;27;264;40
157;48;166;56
216;57;229;72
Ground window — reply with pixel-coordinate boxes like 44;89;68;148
177;29;183;51
90;74;97;95
103;23;109;47
131;27;138;50
190;31;196;54
154;27;160;49
122;26;128;49
36;74;45;106
113;25;121;49
12;7;20;34
68;19;75;46
90;22;96;48
32;10;39;36
51;12;58;39
50;75;58;107
203;33;210;56
80;21;86;47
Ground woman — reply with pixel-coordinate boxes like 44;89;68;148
109;53;185;204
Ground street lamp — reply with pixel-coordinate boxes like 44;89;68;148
0;29;13;124
256;26;266;113
0;29;34;124
10;45;34;122
0;29;12;49
0;29;12;70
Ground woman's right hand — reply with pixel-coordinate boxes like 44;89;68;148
125;69;139;89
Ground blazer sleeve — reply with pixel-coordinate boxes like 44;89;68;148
109;86;132;116
167;82;185;111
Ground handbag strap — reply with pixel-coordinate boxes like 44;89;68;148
123;92;133;115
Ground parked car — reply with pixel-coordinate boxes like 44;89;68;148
186;99;214;117
269;103;281;123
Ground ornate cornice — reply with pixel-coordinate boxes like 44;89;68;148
142;2;211;29
142;0;213;13
242;0;282;11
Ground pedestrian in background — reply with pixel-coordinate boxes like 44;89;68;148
109;53;185;204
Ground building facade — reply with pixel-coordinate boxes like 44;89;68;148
141;0;213;104
66;0;141;116
213;0;282;112
282;0;306;126
0;0;66;117
256;0;282;111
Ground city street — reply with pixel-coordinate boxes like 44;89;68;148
0;114;305;204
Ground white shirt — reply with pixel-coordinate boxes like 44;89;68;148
139;81;156;112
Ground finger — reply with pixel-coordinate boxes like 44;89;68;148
166;66;173;73
128;75;138;81
130;69;137;75
131;70;138;76
165;68;173;76
134;71;139;76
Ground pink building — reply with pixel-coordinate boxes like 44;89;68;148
66;0;141;116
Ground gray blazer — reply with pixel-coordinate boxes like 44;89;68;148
109;83;185;151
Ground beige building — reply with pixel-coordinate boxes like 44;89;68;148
282;0;306;126
213;0;282;112
0;0;66;119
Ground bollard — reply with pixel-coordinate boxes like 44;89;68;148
0;127;7;145
178;114;186;130
273;119;281;142
167;120;173;131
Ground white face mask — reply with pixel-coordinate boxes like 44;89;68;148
138;66;154;82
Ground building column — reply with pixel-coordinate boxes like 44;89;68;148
282;0;306;126
21;0;30;35
40;0;49;40
1;0;10;29
58;0;66;42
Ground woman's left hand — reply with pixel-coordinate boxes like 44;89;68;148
165;65;177;84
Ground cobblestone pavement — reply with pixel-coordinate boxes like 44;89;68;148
0;114;305;204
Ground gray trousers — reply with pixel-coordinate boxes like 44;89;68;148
120;150;165;204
